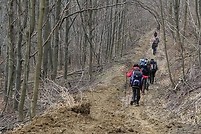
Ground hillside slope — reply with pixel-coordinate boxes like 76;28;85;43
7;31;201;134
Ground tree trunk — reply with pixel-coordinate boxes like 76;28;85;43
43;0;51;78
18;0;36;121
88;0;93;81
64;1;70;79
182;0;188;44
105;0;111;62
4;0;15;112
14;0;28;110
174;0;185;80
51;0;61;80
197;0;201;67
76;0;87;69
31;0;45;118
110;0;118;60
120;0;126;57
58;42;63;70
108;0;113;62
168;1;175;40
160;0;175;87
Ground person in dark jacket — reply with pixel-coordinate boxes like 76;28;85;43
149;59;158;84
140;59;150;94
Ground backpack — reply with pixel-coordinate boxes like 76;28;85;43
130;70;142;87
140;59;145;67
141;65;149;76
150;61;157;71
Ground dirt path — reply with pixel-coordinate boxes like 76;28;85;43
83;31;169;134
77;31;169;134
7;31;171;134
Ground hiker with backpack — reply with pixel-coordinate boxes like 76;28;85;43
149;59;158;84
126;63;143;106
151;31;160;55
139;58;150;94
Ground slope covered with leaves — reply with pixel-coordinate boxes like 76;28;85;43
7;31;201;134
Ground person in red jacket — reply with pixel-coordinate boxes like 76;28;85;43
126;63;143;106
126;64;141;77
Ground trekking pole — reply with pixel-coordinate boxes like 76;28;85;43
125;72;131;107
125;73;127;105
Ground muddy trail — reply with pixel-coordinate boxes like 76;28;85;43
7;31;201;134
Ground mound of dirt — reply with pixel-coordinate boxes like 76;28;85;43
71;102;91;115
8;103;94;134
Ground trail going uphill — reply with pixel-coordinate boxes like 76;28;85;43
8;31;198;134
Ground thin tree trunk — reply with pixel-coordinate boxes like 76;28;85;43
43;0;51;78
105;0;111;62
4;47;8;102
58;42;63;70
110;0;118;60
174;0;185;80
108;0;113;62
18;0;36;121
197;0;201;67
89;0;93;81
182;0;188;44
169;1;175;40
120;0;126;57
31;0;45;118
51;0;61;80
14;0;28;110
160;0;175;87
76;0;87;69
64;1;70;79
4;0;15;112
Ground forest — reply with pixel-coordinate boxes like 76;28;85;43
0;0;201;133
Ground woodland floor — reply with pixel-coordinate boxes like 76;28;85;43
5;31;201;134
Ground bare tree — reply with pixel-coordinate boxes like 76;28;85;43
4;0;15;112
64;1;70;79
43;0;51;78
181;0;188;44
18;0;36;121
31;0;45;118
160;0;175;87
51;0;61;80
174;0;185;80
196;0;201;67
14;0;28;110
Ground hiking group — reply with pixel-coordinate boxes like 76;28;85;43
126;31;159;106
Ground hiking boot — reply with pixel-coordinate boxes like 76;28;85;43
135;102;139;106
130;101;134;105
142;91;145;95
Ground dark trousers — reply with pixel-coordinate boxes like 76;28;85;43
132;86;141;104
150;70;156;84
152;47;157;55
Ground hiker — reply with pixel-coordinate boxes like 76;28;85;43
149;59;158;84
151;31;160;55
139;58;150;77
140;58;150;94
126;63;143;106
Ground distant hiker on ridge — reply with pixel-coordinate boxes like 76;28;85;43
151;31;160;55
